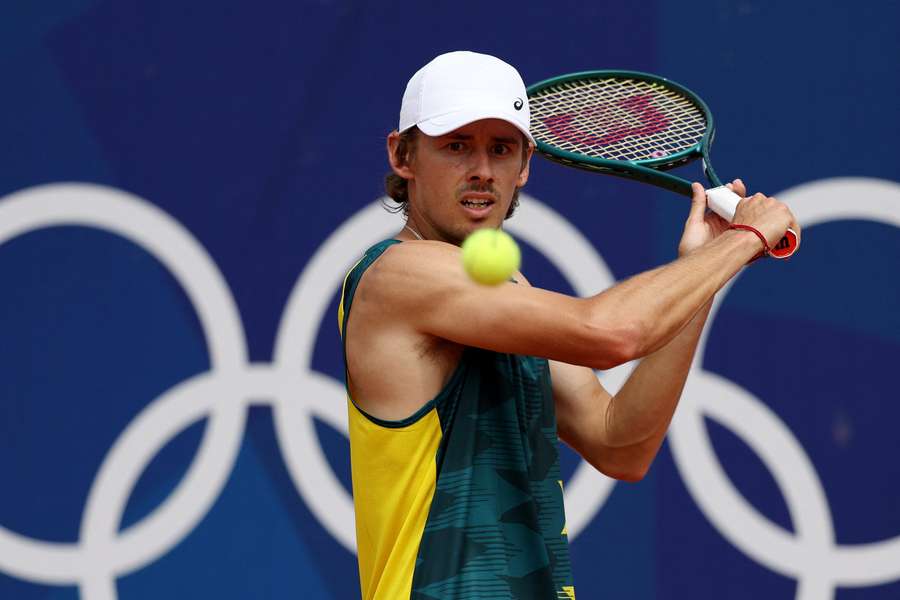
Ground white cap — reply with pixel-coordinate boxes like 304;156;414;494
399;51;534;145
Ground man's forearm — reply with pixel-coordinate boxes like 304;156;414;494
588;229;758;361
602;298;712;450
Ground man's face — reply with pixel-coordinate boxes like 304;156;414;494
393;119;532;246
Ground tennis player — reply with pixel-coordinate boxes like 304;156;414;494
338;51;798;600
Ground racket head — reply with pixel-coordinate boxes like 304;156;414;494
527;70;719;193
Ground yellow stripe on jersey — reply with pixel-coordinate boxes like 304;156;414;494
558;480;569;536
348;399;442;600
559;585;576;599
340;251;442;598
337;257;364;337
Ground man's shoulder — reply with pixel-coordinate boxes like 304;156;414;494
350;238;402;276
376;238;460;262
360;239;460;288
346;239;470;339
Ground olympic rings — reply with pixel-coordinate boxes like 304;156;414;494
0;178;897;599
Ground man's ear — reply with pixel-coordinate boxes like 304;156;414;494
387;131;414;180
516;143;534;188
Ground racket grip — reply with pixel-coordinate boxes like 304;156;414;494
706;186;798;259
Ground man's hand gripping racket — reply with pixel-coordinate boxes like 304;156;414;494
526;70;799;259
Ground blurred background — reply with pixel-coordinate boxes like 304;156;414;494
2;1;898;598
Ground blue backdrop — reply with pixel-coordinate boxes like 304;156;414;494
2;2;899;599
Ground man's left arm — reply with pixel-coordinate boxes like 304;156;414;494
552;297;711;481
552;178;752;480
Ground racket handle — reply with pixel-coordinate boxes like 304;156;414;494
706;186;798;259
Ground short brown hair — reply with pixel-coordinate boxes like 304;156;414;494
383;126;529;219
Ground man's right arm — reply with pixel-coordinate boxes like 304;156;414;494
363;194;794;370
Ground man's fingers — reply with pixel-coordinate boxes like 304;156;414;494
732;190;802;251
688;182;708;223
730;178;747;197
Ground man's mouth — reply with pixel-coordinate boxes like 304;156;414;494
461;199;494;208
460;193;496;210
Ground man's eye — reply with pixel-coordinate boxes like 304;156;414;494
492;144;511;155
448;142;464;152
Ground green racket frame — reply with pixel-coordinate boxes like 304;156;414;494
526;69;724;198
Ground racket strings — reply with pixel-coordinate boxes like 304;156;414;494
529;77;707;163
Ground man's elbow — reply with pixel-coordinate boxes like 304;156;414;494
613;467;649;483
597;462;649;483
584;318;646;370
579;447;651;483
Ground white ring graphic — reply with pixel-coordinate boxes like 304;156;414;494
271;194;622;549
0;184;248;597
669;177;900;600
0;178;897;599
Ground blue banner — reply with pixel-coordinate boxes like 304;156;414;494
2;2;898;599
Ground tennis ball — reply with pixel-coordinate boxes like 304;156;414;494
461;228;521;285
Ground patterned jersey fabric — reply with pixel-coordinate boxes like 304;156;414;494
340;239;575;600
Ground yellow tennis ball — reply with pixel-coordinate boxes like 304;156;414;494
461;228;521;285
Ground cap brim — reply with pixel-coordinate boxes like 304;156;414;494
416;108;535;146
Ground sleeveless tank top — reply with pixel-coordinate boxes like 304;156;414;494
339;239;575;600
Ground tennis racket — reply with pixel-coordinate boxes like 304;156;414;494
526;70;798;259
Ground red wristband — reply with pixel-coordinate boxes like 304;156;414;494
728;223;770;262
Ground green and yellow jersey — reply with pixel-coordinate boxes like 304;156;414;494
339;239;575;600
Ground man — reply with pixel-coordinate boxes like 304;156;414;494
338;51;798;600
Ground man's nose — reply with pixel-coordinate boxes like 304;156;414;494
467;148;494;182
